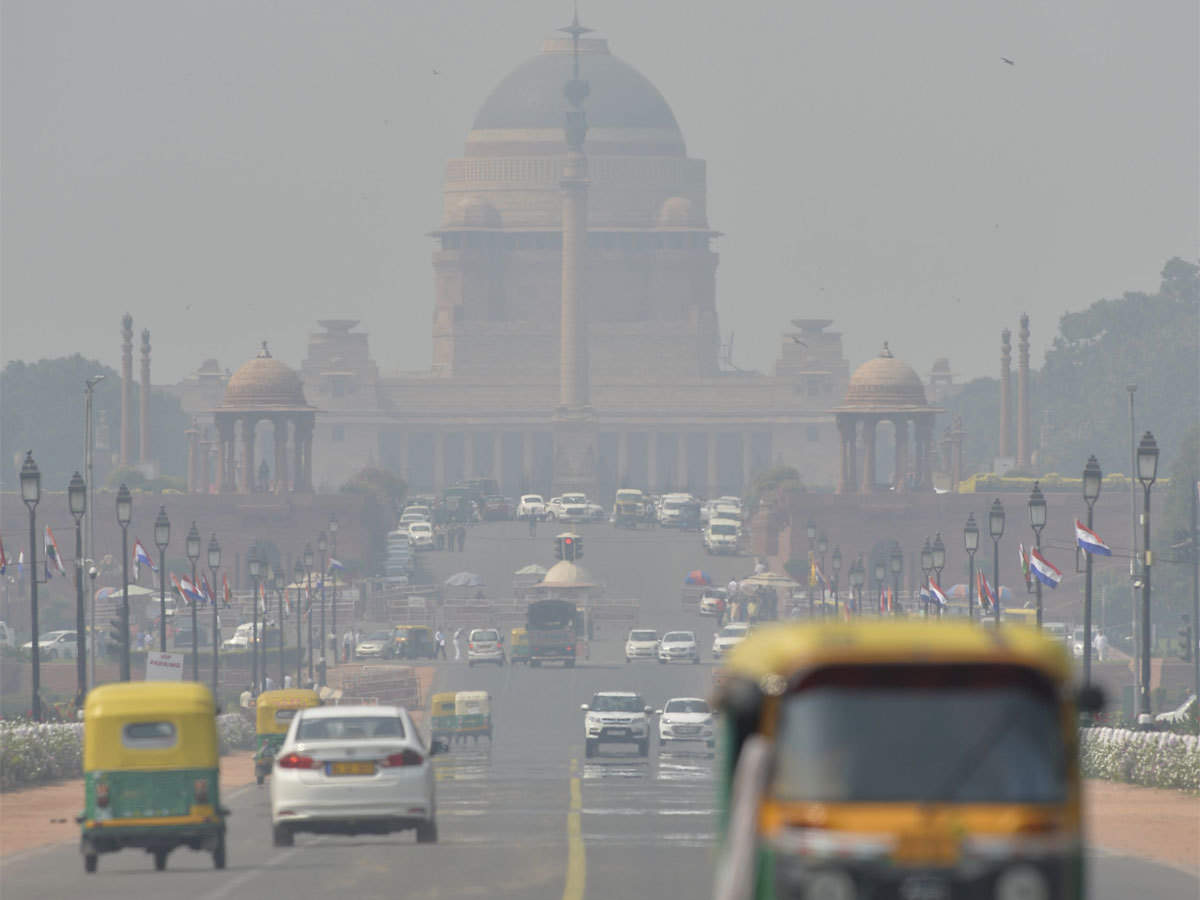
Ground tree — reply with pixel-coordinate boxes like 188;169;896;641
341;467;407;576
746;465;803;514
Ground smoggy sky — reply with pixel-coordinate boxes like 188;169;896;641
3;0;1196;385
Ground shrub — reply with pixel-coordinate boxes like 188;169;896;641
1080;727;1200;791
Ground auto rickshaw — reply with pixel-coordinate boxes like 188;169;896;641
712;620;1102;900
509;627;531;664
455;690;492;743
431;692;458;745
393;624;437;659
254;688;321;784
80;682;227;873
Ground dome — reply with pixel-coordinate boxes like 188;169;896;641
222;342;309;409
448;195;502;228
838;343;931;411
540;560;596;587
468;36;685;156
657;196;700;228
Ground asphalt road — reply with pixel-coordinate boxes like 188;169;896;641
3;521;1196;898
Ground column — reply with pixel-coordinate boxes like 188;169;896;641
647;432;658;491
492;431;502;480
198;434;211;495
241;417;257;494
521;431;534;491
893;418;909;493
292;420;304;493
846;417;858;493
186;424;199;493
836;418;848;494
676;432;688;491
742;431;753;492
860;416;876;495
616;431;629;488
303;428;314;491
433;432;446;494
706;431;718;498
216;418;235;493
463;431;475;480
274;417;288;494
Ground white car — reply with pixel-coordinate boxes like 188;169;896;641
556;493;589;522
658;630;699;664
582;692;652;758
656;697;716;749
546;497;564;519
222;622;258;650
399;512;428;527
407;521;434;549
698;589;728;617
269;704;445;846
23;630;77;659
624;628;659;662
401;505;431;521
712;622;749;659
467;628;505;666
518;494;547;520
704;518;741;554
355;630;394;660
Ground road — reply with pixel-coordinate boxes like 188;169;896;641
3;521;1196;898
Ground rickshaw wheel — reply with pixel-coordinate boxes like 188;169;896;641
212;835;226;869
153;849;168;871
272;824;294;847
84;853;97;874
256;773;265;785
416;820;438;844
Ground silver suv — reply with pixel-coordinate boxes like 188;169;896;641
582;692;652;758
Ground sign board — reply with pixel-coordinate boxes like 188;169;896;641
145;651;185;681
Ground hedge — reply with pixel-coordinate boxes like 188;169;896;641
1080;727;1200;792
0;713;254;792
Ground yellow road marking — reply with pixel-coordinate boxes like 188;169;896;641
563;756;586;900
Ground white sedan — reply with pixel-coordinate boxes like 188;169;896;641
658;630;699;664
407;521;434;549
711;622;750;659
656;697;716;750
269;705;445;846
518;494;547;520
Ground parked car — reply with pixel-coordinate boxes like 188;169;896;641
355;630;395;660
481;496;513;521
22;630;77;659
518;494;547;520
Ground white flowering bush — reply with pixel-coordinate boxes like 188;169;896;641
1;713;255;791
1080;727;1200;791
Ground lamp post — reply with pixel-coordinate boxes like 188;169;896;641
20;452;42;720
208;534;221;700
931;532;946;613
873;560;886;615
1028;482;1047;628
889;544;903;615
1136;431;1159;726
329;516;339;663
116;484;133;681
154;506;170;651
817;531;828;610
248;547;261;696
1082;456;1102;689
920;538;932;617
275;568;286;686
293;560;305;687
830;547;842;618
303;544;315;685
318;532;328;687
849;557;864;615
989;499;1005;627
186;522;201;681
68;473;87;705
964;513;979;622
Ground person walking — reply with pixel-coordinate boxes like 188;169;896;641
457;526;467;553
453;627;463;660
434;629;447;659
528;514;537;537
343;629;353;663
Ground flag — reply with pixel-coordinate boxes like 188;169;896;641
223;574;232;608
258;581;268;614
328;558;346;572
1018;543;1031;589
0;535;6;575
133;540;156;580
1029;548;1063;588
174;574;205;606
44;526;66;577
977;570;997;611
1075;520;1112;557
17;550;24;578
811;562;827;589
928;577;948;608
200;575;214;606
808;555;818;587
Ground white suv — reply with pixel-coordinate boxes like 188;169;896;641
658;630;699;664
712;622;749;659
582;692;652;758
624;628;658;662
704;518;741;555
467;628;505;667
656;697;716;750
518;494;546;520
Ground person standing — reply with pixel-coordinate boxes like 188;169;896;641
434;629;447;659
457;526;466;553
453;627;463;660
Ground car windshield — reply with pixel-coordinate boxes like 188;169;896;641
523;495;543;503
473;630;499;641
365;631;391;641
297;715;406;740
720;626;747;637
663;632;693;642
591;695;643;712
411;524;430;532
629;630;657;641
771;669;1066;804
663;501;682;511
711;523;737;535
665;699;710;714
563;494;586;503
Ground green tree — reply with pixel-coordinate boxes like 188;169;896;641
746;465;803;513
341;467;407;576
1157;424;1200;623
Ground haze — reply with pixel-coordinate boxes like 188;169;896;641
2;0;1196;380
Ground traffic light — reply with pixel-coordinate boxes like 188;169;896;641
573;535;583;560
1178;616;1193;662
554;536;564;560
562;535;575;562
109;618;123;653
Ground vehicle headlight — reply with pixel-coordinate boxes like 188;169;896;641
803;869;856;900
994;865;1049;900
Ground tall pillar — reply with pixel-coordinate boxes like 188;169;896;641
836;418;848;494
893;418;909;492
215;417;233;493
521;432;534;490
846;418;858;493
741;431;753;492
433;432;446;494
185;421;199;493
492;431;502;480
1017;314;1031;468
861;417;877;495
915;416;934;490
463;431;475;480
273;417;288;493
999;329;1012;460
706;431;718;498
292;420;304;493
139;329;151;465
647;432;658;491
120;313;133;465
558;18;591;413
198;431;211;494
303;428;314;492
676;433;688;491
241;417;256;494
616;431;629;488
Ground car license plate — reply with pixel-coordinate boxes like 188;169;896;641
676;726;699;734
328;761;376;776
607;728;628;736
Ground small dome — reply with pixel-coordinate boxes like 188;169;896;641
657;196;699;228
222;342;308;408
840;343;929;410
541;560;596;587
931;357;951;373
448;195;502;228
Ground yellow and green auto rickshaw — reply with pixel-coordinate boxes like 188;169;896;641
80;682;228;873
509;627;531;664
712;620;1102;900
393;624;437;659
254;688;321;784
455;690;492;743
431;691;459;745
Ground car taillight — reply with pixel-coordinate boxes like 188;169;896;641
469;643;475;650
565;645;573;652
382;749;424;767
95;782;109;807
277;752;315;769
194;778;209;803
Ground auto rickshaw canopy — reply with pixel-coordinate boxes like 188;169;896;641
84;682;218;772
255;688;322;733
431;692;458;715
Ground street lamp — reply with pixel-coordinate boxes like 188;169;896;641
318;531;328;687
116;484;133;681
1136;431;1159;726
20;452;42;720
186;522;202;681
849;557;865;615
964;513;979;622
208;533;221;701
1028;482;1047;628
931;532;946;583
293;559;305;687
920;538;933;617
329;516;339;663
275;568;286;686
248;547;261;696
989;499;1005;626
873;559;886;615
68;473;87;705
154;506;170;652
1082;456;1102;689
303;544;315;684
830;546;842;618
889;544;903;614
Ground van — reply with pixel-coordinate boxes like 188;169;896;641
704;518;741;555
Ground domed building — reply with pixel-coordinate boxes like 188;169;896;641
831;344;941;494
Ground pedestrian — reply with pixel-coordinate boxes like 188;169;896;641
1094;632;1108;662
727;578;738;598
240;686;253;709
343;629;353;662
453;627;463;660
457;525;466;553
754;557;767;575
715;595;727;626
284;673;294;689
264;674;275;692
434;629;447;659
529;514;537;537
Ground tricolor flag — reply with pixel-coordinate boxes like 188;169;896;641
258;581;268;614
1075;520;1112;557
328;558;346;572
44;526;66;577
811;563;827;590
223;574;232;608
0;535;6;575
174;574;205;606
133;540;156;580
1019;543;1032;589
1029;548;1063;588
927;577;948;608
977;570;997;611
200;575;214;607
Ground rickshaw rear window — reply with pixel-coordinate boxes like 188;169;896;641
297;716;406;740
122;721;177;748
275;709;298;724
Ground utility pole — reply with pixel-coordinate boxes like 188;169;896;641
1127;385;1139;705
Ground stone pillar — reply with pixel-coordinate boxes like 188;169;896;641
185;421;199;493
861;416;877;495
893;418;909;493
999;329;1012;459
492;431;502;480
120;313;133;466
463;431;475;480
197;431;211;495
521;432;534;490
1017;314;1031;468
303;428;313;491
915;416;934;490
846;417;858;493
742;431;753;492
139;329;151;465
676;432;688;491
616;431;629;488
216;417;235;493
433;432;446;494
292;420;304;493
274;417;288;494
647;432;658;491
836;418;849;494
240;417;256;494
706;431;718;498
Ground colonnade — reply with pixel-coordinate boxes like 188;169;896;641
835;412;935;494
197;411;315;494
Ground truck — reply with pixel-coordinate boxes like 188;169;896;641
526;599;579;668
